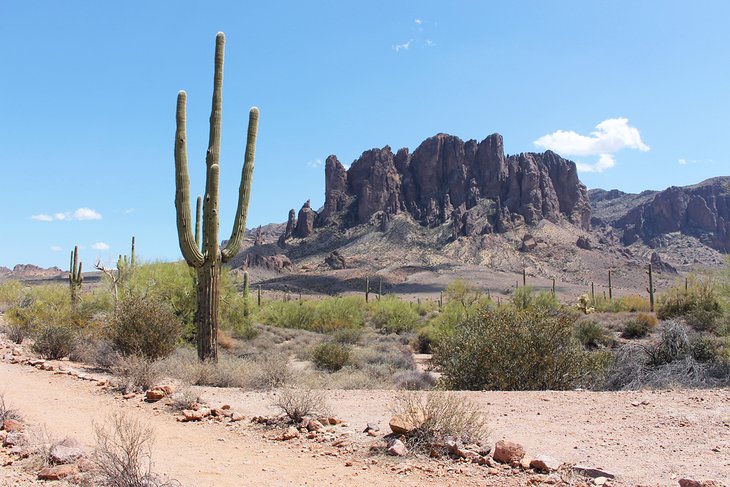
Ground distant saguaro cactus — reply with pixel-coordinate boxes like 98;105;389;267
69;245;83;308
174;32;259;361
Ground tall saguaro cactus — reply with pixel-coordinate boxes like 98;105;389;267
174;32;259;362
69;245;83;308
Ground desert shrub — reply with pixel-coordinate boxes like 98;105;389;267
575;320;614;349
331;327;362;344
413;299;438;317
414;324;441;353
94;412;179;487
69;338;117;367
312;297;364;332
393;370;436;390
618;294;651;312
221;286;257;339
592;295;623;313
369;296;420;334
636;312;658;328
354;336;415;371
110;295;182;360
31;324;76;359
5;322;28;344
261;297;364;333
646;320;690;366
167;387;200;411
5;284;72;337
512;287;559;310
273;388;329;423
310;342;351;372
0;394;20;422
0;280;23;309
657;276;723;332
433;307;608;390
389;391;489;453
621;319;650;339
111;355;162;391
689;335;724;363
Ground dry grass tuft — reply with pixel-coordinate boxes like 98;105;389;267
273;388;329;423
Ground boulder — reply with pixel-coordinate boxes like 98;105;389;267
530;454;561;472
324;251;347;270
492;440;525;465
389;409;425;435
387;439;408;456
50;437;84;464
145;389;167;402
576;235;593;250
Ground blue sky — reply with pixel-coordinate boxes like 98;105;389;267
1;1;728;268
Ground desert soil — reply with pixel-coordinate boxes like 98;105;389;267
0;356;728;486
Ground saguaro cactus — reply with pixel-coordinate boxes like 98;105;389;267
174;32;259;361
69;245;83;308
646;264;655;312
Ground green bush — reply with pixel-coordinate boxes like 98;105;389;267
575;320;614;349
310;342;351;372
621;319;650;339
646;320;690;366
32;324;76;359
433;307;608;390
512;287;558;310
657;276;723;332
110;294;182;360
260;297;364;333
369;296;420;334
0;280;23;309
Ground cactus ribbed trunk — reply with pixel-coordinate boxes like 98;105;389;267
174;32;259;362
196;261;221;361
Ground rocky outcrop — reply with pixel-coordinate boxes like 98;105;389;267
310;133;591;236
294;200;317;238
277;209;297;248
617;177;730;252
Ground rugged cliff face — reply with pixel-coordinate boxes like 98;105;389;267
616;177;730;252
311;133;591;237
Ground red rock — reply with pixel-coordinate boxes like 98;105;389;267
387;439;408;457
493;440;525;465
2;419;23;432
182;410;204;422
145;389;166;402
38;464;78;480
530;454;561;472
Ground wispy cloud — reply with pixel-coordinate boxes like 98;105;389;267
123;208;135;214
393;39;413;53
50;245;62;252
534;118;649;173
306;158;323;169
31;207;103;222
91;242;109;250
414;18;422;25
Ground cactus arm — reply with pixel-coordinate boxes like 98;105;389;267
130;236;136;269
174;90;205;268
222;107;259;262
195;195;202;251
204;164;220;259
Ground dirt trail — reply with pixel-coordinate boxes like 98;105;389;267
1;358;729;486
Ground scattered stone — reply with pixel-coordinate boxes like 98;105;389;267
181;409;205;422
145;389;166;402
573;465;615;479
530;454;561;472
280;426;299;441
306;419;324;432
363;423;379;433
387;439;408;457
2;419;23;432
50;437;84;464
679;480;723;487
221;404;231;410
38;464;78;480
389;409;425;435
325;251;347;270
493;440;525;465
3;432;24;447
576;235;593;250
594;477;608;486
122;393;136;400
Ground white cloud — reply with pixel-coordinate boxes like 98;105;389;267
74;208;102;220
50;245;62;252
424;39;434;47
91;242;110;250
576;154;616;173
678;158;687;165
393;39;413;53
307;158;323;169
123;208;135;214
414;18;422;25
30;207;103;222
534;118;649;173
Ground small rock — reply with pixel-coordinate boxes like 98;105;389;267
530;454;561;472
221;404;231;410
363;422;379;433
145;389;166;402
327;417;341;425
38;464;79;480
389;409;425;435
679;480;723;487
280;426;299;441
594;477;607;486
50;437;84;464
182;409;204;422
573;465;615;479
230;412;245;422
2;419;23;432
387;439;408;457
3;432;24;447
122;393;136;400
493;440;525;465
307;420;324;432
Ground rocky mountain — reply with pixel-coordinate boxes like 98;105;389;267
0;264;65;280
281;133;591;245
591;177;730;253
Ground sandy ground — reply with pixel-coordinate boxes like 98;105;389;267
0;355;728;486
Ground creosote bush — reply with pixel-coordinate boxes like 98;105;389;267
433;307;608;390
575;319;614;349
110;295;182;360
260;297;364;333
620;318;650;339
390;391;489;453
32;324;76;359
273;388;329;423
368;296;421;334
310;342;351;372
